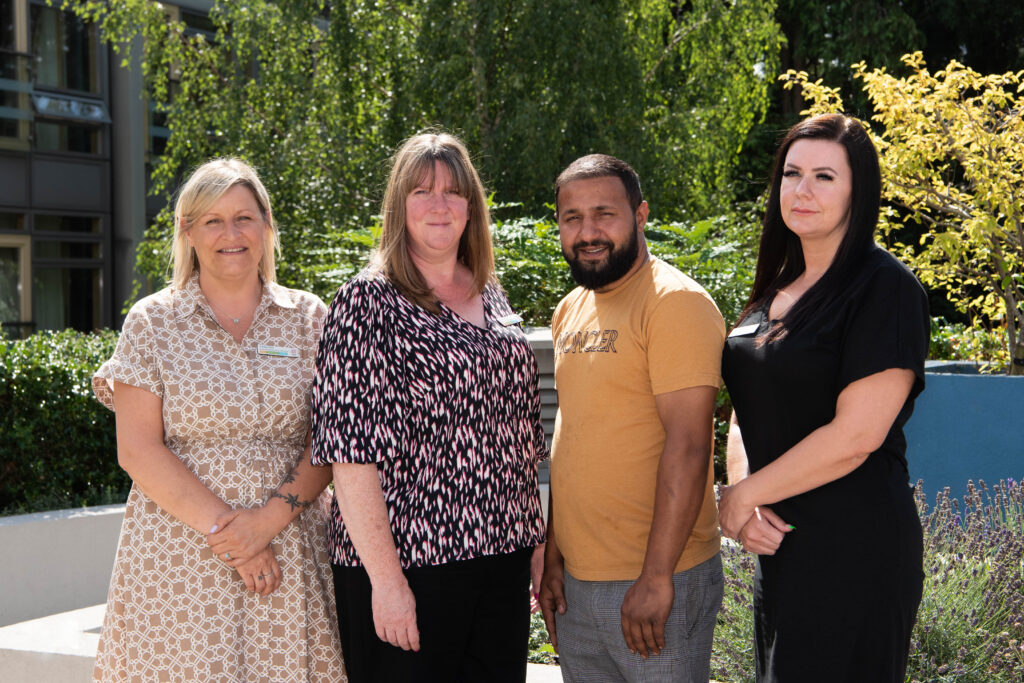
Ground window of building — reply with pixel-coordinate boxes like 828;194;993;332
30;3;98;94
1;0;30;149
28;5;106;154
180;9;216;41
34;119;99;153
0;227;31;337
33;265;100;331
0;213;105;334
31;213;103;331
34;214;100;233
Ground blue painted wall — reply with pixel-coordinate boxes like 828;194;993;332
904;372;1024;506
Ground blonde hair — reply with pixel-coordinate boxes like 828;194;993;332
171;157;279;289
372;132;494;313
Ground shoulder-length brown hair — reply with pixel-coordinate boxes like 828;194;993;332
171;157;279;289
371;132;494;313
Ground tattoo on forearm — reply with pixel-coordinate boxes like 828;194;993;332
269;491;312;512
280;470;297;485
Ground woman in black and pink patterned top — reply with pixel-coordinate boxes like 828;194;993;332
311;132;547;683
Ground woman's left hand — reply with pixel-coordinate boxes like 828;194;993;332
207;508;276;566
235;546;282;596
718;483;756;540
529;543;545;613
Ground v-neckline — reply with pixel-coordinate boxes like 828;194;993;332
439;289;490;331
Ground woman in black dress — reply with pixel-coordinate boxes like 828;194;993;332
719;113;929;682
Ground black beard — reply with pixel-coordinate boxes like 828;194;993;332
563;222;640;290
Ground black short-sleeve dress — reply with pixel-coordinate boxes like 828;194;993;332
722;246;929;683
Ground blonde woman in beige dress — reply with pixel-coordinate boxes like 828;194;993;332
92;158;345;682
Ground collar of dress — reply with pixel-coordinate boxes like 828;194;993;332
172;272;297;321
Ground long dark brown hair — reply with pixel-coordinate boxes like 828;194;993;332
738;113;881;340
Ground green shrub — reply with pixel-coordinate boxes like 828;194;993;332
929;317;1010;373
0;330;127;515
528;610;558;665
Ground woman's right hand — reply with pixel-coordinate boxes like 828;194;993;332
737;506;792;555
207;507;276;567
235;546;282;596
370;575;420;651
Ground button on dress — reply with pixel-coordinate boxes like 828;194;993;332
92;274;345;682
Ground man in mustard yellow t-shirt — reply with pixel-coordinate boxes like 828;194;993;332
539;154;725;682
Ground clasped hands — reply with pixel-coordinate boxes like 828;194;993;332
718;483;792;556
207;507;281;596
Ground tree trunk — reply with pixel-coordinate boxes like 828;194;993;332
1011;340;1024;375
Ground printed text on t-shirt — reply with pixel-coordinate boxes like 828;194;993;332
555;329;618;354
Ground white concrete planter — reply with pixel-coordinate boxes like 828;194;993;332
0;504;124;627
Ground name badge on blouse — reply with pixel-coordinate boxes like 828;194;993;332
728;323;760;338
257;344;300;358
496;313;524;327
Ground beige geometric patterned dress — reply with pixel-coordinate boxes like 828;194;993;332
92;274;346;682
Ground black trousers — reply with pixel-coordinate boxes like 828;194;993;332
332;548;532;683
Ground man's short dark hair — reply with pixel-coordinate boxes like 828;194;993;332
554;154;643;214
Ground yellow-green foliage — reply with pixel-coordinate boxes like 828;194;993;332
782;53;1024;373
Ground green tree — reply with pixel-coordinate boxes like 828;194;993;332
775;0;921;116
903;0;1024;75
67;0;781;302
787;53;1024;373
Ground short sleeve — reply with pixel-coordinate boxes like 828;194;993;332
310;297;328;343
490;286;549;463
92;303;163;411
310;277;396;465
648;290;726;395
838;261;930;399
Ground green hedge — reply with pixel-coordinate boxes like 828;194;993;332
0;330;127;515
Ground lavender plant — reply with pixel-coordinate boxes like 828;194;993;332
908;479;1024;682
708;479;1024;682
712;541;757;683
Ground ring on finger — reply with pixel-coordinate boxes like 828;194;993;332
223;552;231;560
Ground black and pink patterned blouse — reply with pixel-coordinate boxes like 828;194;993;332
311;271;547;569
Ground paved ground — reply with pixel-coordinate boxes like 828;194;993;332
528;662;563;682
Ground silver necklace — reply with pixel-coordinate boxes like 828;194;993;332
208;298;250;326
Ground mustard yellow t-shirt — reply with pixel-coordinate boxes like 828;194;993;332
550;258;725;581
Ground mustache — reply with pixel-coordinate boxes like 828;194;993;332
571;240;614;253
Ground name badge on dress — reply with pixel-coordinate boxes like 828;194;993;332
728;323;760;338
257;344;300;358
496;313;524;327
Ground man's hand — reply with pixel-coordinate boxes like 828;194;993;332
371;575;420;652
539;553;567;653
621;573;674;657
